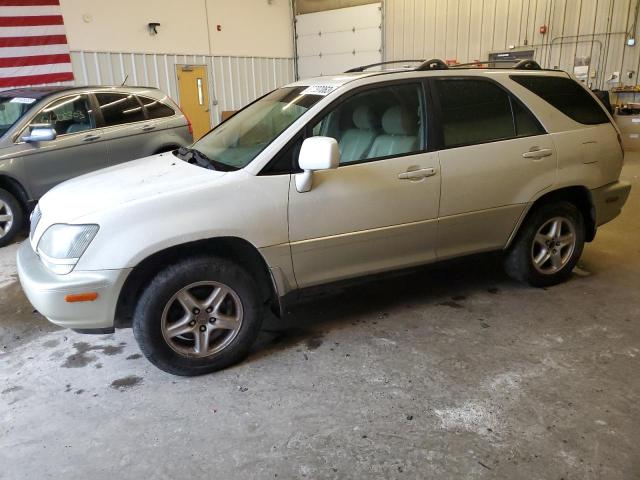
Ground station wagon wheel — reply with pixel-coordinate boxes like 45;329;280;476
503;201;584;287
0;189;24;248
133;255;263;376
161;281;244;358
531;217;576;274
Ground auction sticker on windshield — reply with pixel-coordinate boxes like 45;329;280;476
10;97;36;104
301;85;337;96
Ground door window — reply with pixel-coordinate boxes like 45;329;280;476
30;94;94;136
311;83;425;165
95;93;145;126
138;96;175;119
434;78;544;148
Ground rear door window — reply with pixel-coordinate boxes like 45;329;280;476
510;75;609;125
434;78;544;148
95;92;145;126
30;94;95;135
138;96;175;119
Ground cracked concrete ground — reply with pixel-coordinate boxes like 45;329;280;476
0;155;639;480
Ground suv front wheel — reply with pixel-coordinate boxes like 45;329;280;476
133;256;263;376
504;201;585;287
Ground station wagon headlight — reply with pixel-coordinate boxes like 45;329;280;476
37;224;99;275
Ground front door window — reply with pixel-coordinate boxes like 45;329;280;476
31;95;94;136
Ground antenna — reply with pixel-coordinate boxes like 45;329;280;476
121;74;129;86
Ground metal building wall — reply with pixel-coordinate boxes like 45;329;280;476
384;0;640;90
69;51;295;125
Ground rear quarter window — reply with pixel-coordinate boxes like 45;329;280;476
510;75;609;125
138;95;175;119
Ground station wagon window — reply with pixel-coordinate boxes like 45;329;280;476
311;83;425;165
30;94;95;136
95;92;145;126
510;75;609;125
434;78;544;148
138;95;175;119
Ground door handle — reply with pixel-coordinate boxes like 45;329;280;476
398;167;436;180
141;124;156;132
522;147;553;159
83;134;101;141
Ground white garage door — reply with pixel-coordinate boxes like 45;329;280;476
295;3;382;79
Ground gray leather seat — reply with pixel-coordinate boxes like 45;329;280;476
339;105;377;163
368;106;418;158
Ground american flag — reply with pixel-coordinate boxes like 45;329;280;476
0;0;73;88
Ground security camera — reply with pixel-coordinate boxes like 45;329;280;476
148;22;160;35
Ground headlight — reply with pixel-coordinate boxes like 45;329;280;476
37;224;99;274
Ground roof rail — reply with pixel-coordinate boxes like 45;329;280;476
344;58;543;74
344;59;425;73
446;59;542;69
415;58;449;71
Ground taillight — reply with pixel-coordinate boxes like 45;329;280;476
616;131;625;160
184;112;193;136
169;96;193;137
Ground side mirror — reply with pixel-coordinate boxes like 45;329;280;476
22;126;56;143
295;136;340;193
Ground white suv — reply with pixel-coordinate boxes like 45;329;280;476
17;59;631;375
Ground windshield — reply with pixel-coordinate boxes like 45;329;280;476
192;86;323;169
0;95;38;138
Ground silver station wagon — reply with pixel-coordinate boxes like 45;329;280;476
0;86;193;246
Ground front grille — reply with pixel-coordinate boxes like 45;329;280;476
29;204;41;240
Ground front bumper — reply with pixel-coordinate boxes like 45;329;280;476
16;241;131;330
591;180;632;227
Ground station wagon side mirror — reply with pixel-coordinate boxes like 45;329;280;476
295;136;340;193
22;125;57;143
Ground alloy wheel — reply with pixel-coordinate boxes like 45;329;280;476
0;200;14;239
531;216;576;274
161;281;243;357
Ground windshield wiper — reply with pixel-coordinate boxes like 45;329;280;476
174;147;216;170
174;147;239;172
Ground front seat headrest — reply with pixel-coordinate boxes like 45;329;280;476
352;105;376;130
381;106;418;135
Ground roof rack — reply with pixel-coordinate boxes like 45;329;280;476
344;59;426;73
345;58;542;73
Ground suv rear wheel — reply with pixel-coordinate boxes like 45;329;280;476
133;256;263;376
0;188;23;248
504;201;585;287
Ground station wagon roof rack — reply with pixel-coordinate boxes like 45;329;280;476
344;59;426;73
345;58;542;73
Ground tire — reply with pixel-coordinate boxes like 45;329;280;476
504;201;585;287
0;188;24;248
133;256;263;376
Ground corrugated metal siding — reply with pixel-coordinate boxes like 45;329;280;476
385;0;640;90
69;51;295;125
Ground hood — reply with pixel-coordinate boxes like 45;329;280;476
39;153;227;222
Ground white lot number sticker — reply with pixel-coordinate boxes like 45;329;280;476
632;118;640;123
301;85;337;96
10;97;36;104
